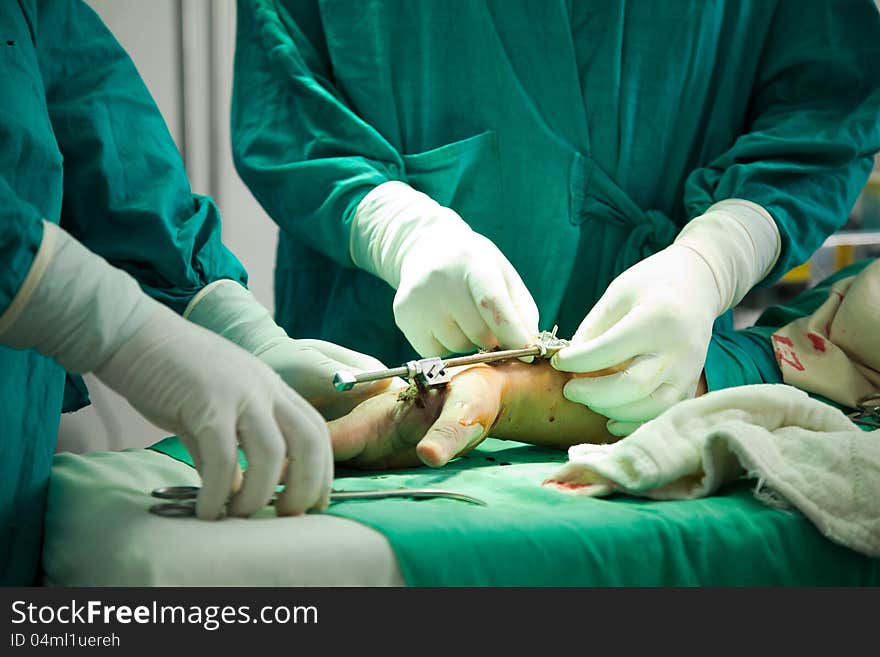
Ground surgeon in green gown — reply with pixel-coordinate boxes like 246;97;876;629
0;0;390;586
232;0;880;437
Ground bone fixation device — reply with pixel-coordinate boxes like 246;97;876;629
333;326;570;391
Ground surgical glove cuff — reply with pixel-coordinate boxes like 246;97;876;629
350;180;475;288
674;199;781;313
184;279;288;357
0;221;157;374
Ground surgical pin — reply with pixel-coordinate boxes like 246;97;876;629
333;327;570;391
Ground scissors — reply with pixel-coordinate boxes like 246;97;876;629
149;485;486;517
847;392;880;430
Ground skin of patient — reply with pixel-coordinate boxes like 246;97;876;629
327;360;619;470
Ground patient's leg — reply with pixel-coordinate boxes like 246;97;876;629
328;360;616;470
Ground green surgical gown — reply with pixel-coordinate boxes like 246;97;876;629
232;0;880;367
0;0;247;585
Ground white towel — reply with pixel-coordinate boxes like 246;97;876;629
545;384;880;558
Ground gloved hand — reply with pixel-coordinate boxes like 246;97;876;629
0;221;331;520
552;200;781;436
350;181;539;356
184;279;397;419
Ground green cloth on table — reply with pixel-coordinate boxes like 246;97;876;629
149;436;879;586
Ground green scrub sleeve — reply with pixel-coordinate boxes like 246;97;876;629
0;177;44;317
705;326;782;392
34;0;248;314
0;179;43;316
705;259;875;393
683;0;880;286
231;0;404;267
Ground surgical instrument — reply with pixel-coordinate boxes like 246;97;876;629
333;327;570;391
847;392;880;430
149;485;487;517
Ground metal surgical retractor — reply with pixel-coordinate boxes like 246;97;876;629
332;327;571;392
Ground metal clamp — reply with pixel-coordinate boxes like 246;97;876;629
333;327;569;392
847;392;880;429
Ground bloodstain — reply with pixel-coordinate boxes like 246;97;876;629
543;479;591;490
479;297;507;326
771;334;805;371
806;333;827;352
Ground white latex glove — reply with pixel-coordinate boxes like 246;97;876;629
0;221;331;520
350;181;539;356
552;200;781;437
184;279;398;420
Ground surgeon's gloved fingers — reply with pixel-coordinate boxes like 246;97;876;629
179;435;204;474
468;262;534;350
561;355;665;409
274;396;332;515
570;285;633;344
314;392;336;510
190;425;239;520
185;438;246;497
398;317;447;358
319;447;334;510
266;341;393;420
501;261;540;338
501;263;540;362
294;339;388;372
228;405;286;517
606;420;643;438
589;383;683;424
448;307;499;353
432;319;478;355
553;306;657;373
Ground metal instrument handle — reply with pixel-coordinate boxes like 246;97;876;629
333;327;569;391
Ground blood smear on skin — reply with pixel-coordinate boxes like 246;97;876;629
806;333;827;352
543;479;592;490
771;334;805;372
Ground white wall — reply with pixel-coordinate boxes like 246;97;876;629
57;0;279;453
